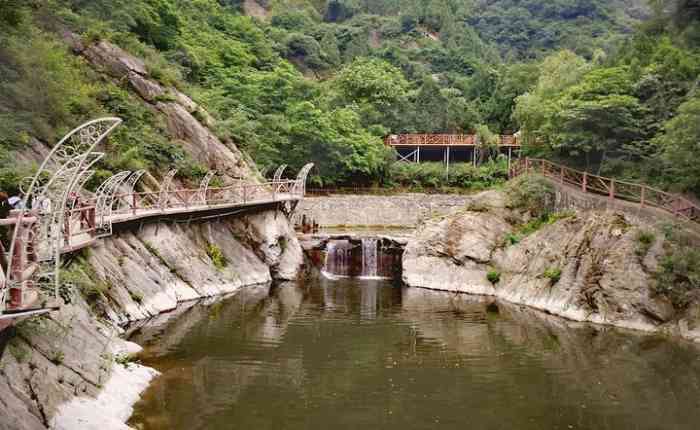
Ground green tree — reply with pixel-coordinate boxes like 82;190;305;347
655;94;700;194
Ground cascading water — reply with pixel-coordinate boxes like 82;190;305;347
361;238;379;279
322;238;393;280
322;240;351;279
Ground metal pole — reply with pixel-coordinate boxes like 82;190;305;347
508;147;512;172
446;146;451;181
417;146;421;163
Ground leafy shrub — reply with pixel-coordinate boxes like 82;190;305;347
487;270;501;284
635;230;656;257
654;225;700;309
505;175;556;217
386;160;508;190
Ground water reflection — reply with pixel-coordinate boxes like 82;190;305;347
129;279;700;430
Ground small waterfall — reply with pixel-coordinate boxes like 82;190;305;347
321;237;396;280
322;240;351;279
361;238;379;279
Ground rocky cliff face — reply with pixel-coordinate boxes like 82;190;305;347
0;40;303;430
403;189;700;343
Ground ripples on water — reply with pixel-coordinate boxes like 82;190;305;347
128;278;700;430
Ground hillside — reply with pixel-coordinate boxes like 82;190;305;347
0;0;698;195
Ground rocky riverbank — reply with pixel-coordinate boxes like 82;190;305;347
402;186;700;343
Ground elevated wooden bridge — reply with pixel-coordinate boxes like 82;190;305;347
0;118;312;322
385;133;520;167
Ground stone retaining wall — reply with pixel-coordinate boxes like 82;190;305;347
296;194;474;228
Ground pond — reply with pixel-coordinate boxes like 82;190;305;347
129;277;700;430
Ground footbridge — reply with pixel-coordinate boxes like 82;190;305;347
0;118;313;321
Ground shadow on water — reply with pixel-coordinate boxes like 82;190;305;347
128;277;700;430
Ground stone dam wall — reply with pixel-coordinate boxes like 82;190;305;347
296;194;475;228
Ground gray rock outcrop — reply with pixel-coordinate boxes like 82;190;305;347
403;190;700;343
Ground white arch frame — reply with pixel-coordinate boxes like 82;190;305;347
193;171;216;206
293;163;314;196
273;164;287;183
3;118;122;313
95;171;132;237
157;169;178;209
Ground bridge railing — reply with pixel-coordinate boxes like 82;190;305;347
511;158;700;224
384;134;519;146
102;179;301;216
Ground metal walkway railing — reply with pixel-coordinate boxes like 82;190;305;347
510;158;700;224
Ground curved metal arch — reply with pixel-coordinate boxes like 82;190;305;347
157;169;178;209
124;170;146;195
118;170;146;209
95;171;132;237
68;152;105;209
194;171;216;206
293;163;314;196
273;165;287;183
4;117;122;312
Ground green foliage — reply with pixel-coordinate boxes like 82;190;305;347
505;175;555;216
129;290;144;304
487;269;501;285
635;230;656;257
50;350;65;365
0;0;696;192
8;341;30;363
0;27;100;147
207;243;228;270
506;211;574;246
543;267;562;284
654;94;700;195
655;225;700;309
62;258;111;306
386;160;508;190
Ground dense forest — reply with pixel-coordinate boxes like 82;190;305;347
0;0;698;194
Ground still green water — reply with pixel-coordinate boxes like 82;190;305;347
129;278;700;430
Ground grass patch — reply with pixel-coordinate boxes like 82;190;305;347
543;267;562;284
62;258;112;307
206;243;228;270
635;230;656;257
505;211;574;246
8;341;30;363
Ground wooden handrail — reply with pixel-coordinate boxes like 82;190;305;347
510;158;700;224
384;134;520;146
